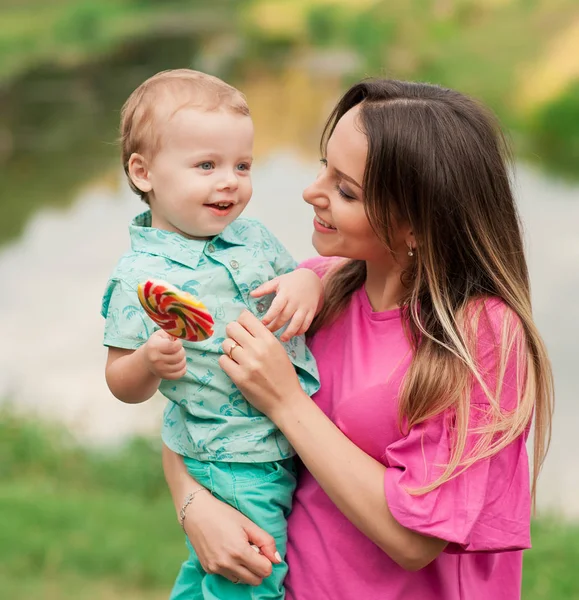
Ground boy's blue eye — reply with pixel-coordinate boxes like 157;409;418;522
237;163;251;171
198;162;214;170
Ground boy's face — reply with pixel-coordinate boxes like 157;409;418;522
133;107;254;239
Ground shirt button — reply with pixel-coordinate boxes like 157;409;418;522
230;259;239;269
256;302;266;313
290;350;297;359
207;243;216;254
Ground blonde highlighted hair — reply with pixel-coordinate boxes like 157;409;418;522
311;80;554;504
120;68;250;202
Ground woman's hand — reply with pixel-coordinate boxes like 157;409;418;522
182;491;280;586
162;444;280;586
219;310;306;419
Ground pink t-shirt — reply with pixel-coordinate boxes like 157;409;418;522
285;257;531;600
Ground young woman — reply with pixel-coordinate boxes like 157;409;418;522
164;79;553;599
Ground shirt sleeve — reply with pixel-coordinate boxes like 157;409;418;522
257;223;298;276
101;278;154;350
383;300;531;553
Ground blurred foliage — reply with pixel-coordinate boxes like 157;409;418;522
0;0;578;245
0;34;201;245
0;0;235;82
242;0;579;180
0;411;578;598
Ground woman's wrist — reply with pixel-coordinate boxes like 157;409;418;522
272;388;312;432
179;487;212;529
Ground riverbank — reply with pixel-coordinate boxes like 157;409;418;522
0;411;577;599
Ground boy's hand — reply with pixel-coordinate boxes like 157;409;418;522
142;329;187;380
250;268;323;341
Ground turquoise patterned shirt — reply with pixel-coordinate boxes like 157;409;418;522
101;211;320;462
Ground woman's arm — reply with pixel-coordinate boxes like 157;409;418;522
161;444;282;585
220;311;448;571
274;392;447;570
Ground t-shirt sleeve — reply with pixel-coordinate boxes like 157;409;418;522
298;256;345;278
383;300;531;553
101;278;154;350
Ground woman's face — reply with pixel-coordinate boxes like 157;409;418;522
303;105;409;263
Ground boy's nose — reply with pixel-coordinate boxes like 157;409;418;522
217;171;239;191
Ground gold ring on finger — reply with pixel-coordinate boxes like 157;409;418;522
227;341;239;360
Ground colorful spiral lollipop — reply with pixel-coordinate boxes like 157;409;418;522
137;279;214;342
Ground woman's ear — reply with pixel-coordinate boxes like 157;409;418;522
127;153;152;193
405;230;417;254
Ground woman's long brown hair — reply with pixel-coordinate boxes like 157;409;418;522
311;80;553;502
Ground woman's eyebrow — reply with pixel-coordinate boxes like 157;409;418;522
334;168;362;189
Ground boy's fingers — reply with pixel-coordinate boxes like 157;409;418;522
266;302;296;333
261;295;287;326
298;310;316;335
280;311;306;341
160;350;186;365
250;278;279;298
158;338;184;355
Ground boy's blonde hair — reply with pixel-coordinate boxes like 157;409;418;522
120;69;250;202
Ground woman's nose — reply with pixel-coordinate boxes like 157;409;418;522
303;180;329;208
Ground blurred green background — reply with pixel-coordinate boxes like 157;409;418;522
0;1;578;598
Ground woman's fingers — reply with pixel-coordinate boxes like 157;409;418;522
237;310;273;338
220;564;265;587
225;321;255;348
244;522;281;565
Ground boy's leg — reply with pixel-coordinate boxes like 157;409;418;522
201;459;296;600
169;458;214;600
169;538;205;600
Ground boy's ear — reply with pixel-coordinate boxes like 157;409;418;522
127;153;152;193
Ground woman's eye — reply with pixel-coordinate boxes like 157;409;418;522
198;162;214;170
335;183;356;201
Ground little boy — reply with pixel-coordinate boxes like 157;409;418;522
101;69;322;598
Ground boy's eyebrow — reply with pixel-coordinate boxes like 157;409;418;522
187;151;253;161
334;168;362;189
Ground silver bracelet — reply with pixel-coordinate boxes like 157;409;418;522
179;488;210;530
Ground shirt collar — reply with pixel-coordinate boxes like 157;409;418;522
129;211;245;270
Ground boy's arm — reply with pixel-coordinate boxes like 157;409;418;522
102;278;186;403
105;346;161;404
251;223;324;340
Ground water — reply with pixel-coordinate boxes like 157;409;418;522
0;37;577;518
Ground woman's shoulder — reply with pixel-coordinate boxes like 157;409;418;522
298;256;346;278
466;296;524;345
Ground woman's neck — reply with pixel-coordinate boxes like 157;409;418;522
364;259;406;312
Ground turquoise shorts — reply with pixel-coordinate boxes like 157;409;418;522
170;457;297;600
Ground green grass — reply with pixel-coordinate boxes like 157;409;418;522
0;413;183;598
0;412;578;598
